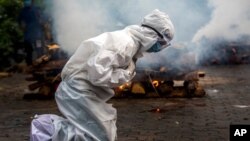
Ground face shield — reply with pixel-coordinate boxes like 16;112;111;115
157;33;172;49
143;25;172;53
146;39;171;53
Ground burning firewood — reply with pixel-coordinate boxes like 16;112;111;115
156;81;174;97
131;83;146;95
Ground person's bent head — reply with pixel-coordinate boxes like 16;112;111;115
141;9;175;53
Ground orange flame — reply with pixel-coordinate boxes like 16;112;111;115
156;108;160;112
152;80;159;87
118;82;130;90
119;85;124;90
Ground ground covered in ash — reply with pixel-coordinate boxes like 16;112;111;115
1;65;250;141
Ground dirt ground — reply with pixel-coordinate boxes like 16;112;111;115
1;65;250;141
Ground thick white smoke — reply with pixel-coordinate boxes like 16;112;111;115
46;0;210;55
192;0;250;43
45;0;250;67
50;0;114;54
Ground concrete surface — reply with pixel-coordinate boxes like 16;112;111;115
0;65;250;141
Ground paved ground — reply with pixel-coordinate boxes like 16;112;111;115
0;65;250;141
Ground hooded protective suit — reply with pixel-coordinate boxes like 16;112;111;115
30;9;174;141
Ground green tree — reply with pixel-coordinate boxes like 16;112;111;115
0;0;23;70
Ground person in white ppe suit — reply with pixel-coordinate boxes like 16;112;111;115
30;9;174;141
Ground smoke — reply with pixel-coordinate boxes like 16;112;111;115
45;0;210;54
191;0;250;65
192;0;250;43
44;0;250;67
47;0;114;54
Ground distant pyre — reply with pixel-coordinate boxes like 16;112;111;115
196;39;250;65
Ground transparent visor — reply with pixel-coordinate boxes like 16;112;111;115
157;35;171;50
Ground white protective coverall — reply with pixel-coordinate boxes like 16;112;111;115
30;9;174;141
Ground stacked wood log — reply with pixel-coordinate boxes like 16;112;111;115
114;68;206;98
24;44;68;99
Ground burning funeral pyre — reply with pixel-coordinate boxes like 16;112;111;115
114;67;206;98
24;44;206;99
114;45;206;98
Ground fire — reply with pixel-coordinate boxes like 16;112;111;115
118;82;131;90
125;83;130;87
119;85;124;90
156;108;160;112
152;80;159;87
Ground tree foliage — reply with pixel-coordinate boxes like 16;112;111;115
0;0;23;70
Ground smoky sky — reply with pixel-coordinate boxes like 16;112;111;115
41;0;250;74
193;0;250;43
45;0;212;54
